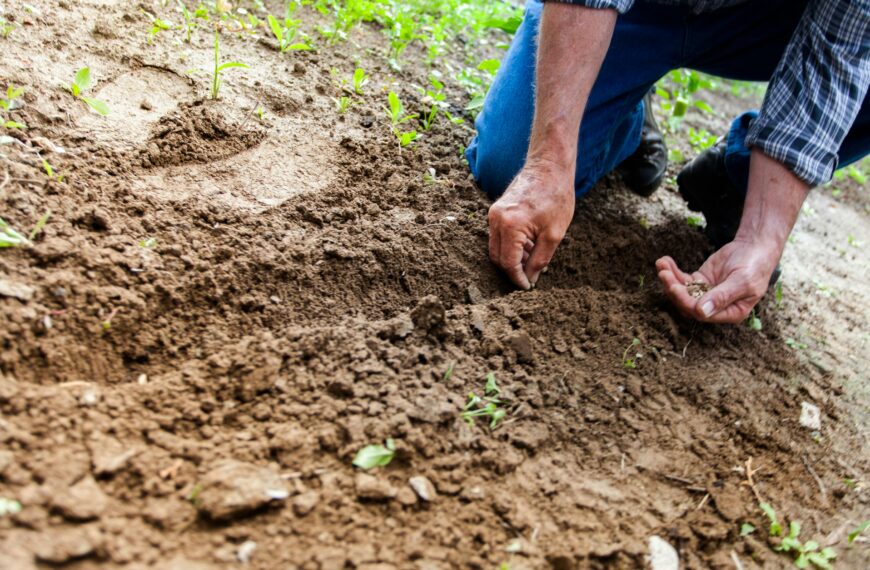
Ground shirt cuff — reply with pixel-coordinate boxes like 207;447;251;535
744;117;838;188
540;0;635;14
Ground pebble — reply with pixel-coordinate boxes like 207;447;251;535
52;476;108;521
237;540;257;564
292;490;320;516
354;473;397;501
408;476;437;502
799;402;821;430
506;332;534;364
34;526;102;564
647;536;679;570
93;447;139;476
197;460;290;520
395;486;417;506
466;284;484;305
0;279;34;301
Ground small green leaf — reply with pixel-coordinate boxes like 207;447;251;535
28;210;51;241
74;67;92;92
477;59;500;75
352;442;395;470
267;14;283;44
465;94;484;112
216;62;249;71
81;97;109;116
760;502;782;536
848;519;870;543
485;372;500;396
740;523;756;536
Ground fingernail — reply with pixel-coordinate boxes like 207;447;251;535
701;301;715;317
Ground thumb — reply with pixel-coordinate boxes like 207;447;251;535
525;230;562;286
696;275;750;322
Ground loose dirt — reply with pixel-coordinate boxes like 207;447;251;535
1;1;868;569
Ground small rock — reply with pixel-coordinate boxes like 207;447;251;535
197;460;289;520
80;387;100;406
292;490;319;516
506;332;534;364
52;476;108;521
34;526;102;564
140;99;153;111
396;486;417;506
466;285;484;305
354;473;397;501
0;279;34;301
800;402;821;430
647;536;679;570
459;485;486;501
408;476;437;502
237;540;257;564
93;446;139;476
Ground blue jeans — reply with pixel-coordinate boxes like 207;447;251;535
466;0;870;200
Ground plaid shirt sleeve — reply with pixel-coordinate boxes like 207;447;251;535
540;0;635;13
745;0;870;187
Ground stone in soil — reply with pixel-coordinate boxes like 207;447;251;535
196;460;289;520
51;476;109;521
355;473;397;501
292;490;320;516
34;526;103;564
647;535;679;570
408;475;437;502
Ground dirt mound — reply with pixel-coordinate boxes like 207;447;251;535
0;1;867;569
139;101;266;168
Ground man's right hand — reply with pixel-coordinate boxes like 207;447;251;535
487;159;576;290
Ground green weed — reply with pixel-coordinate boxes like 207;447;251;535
267;10;311;52
353;439;395;469
0;218;28;248
352;67;369;95
758;503;836;569
686;214;705;228
461;372;506;429
333;95;352;113
68;68;109;116
1;85;26;129
210;32;248;99
848;519;869;543
177;1;209;43
747;309;762;331
28;211;51;241
143;10;174;44
622;338;641;369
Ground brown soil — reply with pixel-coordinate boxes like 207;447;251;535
1;2;868;569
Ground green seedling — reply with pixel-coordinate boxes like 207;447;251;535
444;110;464;125
686;214;705;228
187;482;203;505
0;218;28;247
622;338;641;369
419;76;445;131
740;523;756;536
28;210;50;241
353;439;395;469
775;280;783;305
266;13;311;52
352;67;369;95
210;32;248;100
385;91;416;125
139;237;157;248
1;85;26;129
760;502;783;536
143;10;173;44
177;1;209;43
461;373;507;429
0;18;14;38
776;520;837;569
848;519;869;543
0;497;22;516
42;159;64;183
747;309;762;331
68;67;109;116
396;129;417;147
443;362;455;381
333;95;352;114
785;337;807;350
688;127;718;151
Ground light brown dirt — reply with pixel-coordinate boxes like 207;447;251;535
0;1;868;569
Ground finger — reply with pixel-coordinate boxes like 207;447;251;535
525;230;561;286
696;276;760;323
664;278;699;317
521;249;530;265
655;256;694;285
488;218;501;266
499;230;531;290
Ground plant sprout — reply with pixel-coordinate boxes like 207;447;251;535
353;439;395;469
0;218;28;247
177;1;209;43
68;68;109;116
333;95;352;114
622;338;641;369
144;10;173;44
1;85;26;129
352;68;369;95
210;32;248;100
747;309;762;331
266;13;311;52
461;373;507;429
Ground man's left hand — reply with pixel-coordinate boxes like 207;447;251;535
656;236;781;324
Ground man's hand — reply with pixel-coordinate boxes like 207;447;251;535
656;237;780;323
488;160;575;289
657;149;809;323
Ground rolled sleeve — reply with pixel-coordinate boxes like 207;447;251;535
540;0;635;13
745;0;870;187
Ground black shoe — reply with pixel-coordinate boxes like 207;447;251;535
677;141;781;286
617;91;668;197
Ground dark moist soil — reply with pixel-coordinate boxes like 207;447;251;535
1;1;868;569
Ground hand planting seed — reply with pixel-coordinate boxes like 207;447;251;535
352;439;395;470
68;68;109;116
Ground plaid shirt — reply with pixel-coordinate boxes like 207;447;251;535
543;0;870;186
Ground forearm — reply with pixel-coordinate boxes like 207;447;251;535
527;4;617;172
735;149;811;253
